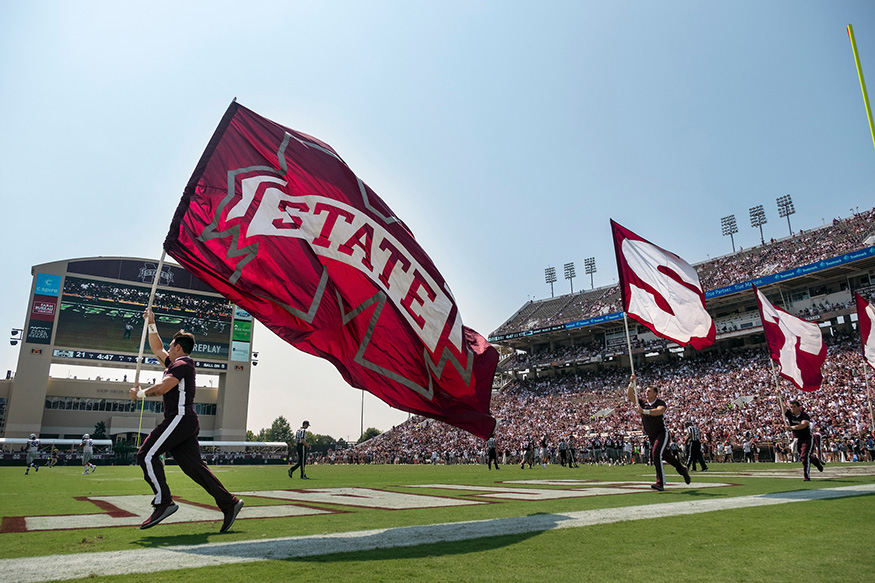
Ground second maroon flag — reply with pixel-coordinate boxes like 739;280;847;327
164;102;498;438
755;286;826;391
856;292;875;371
611;220;715;350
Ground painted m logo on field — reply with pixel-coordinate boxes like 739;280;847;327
0;483;732;533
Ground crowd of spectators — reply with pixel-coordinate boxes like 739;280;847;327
697;209;875;291
62;278;232;338
65;279;232;319
492;207;875;337
1;447;287;467
498;340;603;372
204;451;285;464
356;333;875;466
497;289;875;378
795;298;856;319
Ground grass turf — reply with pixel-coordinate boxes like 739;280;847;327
1;462;873;582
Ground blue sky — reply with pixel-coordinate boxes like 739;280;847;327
1;2;874;440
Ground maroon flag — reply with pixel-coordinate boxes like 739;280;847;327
754;286;826;391
610;220;715;350
165;102;497;438
856;292;875;371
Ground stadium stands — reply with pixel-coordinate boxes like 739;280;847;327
355;207;875;466
358;334;872;465
491;208;875;337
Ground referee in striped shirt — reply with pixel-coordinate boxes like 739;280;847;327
288;420;310;479
685;421;708;471
486;433;500;470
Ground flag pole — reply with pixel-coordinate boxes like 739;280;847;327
864;363;874;435
622;312;636;404
623;312;635;377
768;357;790;428
134;251;167;448
847;24;875;153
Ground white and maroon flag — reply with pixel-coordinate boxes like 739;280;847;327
856;292;875;370
610;220;715;350
755;286;826;392
165;102;498;438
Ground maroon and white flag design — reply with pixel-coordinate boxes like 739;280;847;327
856;292;875;371
610;220;715;350
165;102;497;438
755;286;826;392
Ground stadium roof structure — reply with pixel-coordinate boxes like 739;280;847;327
489;210;875;362
0;439;287;449
0;438;113;448
198;441;288;449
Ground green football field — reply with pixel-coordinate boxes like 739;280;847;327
1;461;874;583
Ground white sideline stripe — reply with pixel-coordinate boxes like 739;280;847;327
3;484;874;583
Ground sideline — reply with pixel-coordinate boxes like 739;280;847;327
3;484;874;583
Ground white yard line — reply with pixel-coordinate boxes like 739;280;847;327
2;484;874;583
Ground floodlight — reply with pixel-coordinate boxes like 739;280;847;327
721;214;739;251
584;257;596;289
776;194;795;235
749;205;767;245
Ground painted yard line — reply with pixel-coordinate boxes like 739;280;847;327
2;484;874;583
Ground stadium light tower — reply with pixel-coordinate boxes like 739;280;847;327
564;262;576;294
584;257;597;289
749;205;767;245
545;266;557;298
777;194;795;236
721;214;738;252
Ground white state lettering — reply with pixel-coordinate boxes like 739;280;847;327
227;176;289;221
622;238;712;344
238;178;453;353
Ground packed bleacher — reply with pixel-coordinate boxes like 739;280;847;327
61;277;232;336
63;278;232;319
492;208;875;337
356;333;874;465
354;207;875;466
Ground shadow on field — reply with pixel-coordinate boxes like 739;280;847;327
289;513;561;564
677;489;722;499
132;513;572;562
291;530;541;564
133;533;215;548
760;487;870;501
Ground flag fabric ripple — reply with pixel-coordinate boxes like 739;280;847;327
610;220;715;350
856;292;875;371
164;102;497;438
755;286;826;392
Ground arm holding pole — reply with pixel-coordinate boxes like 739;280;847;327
133;252;167;388
627;374;645;416
129;308;178;401
143;307;169;363
768;358;791;428
131;251;167;448
627;373;636;404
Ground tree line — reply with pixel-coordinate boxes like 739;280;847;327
245;416;382;452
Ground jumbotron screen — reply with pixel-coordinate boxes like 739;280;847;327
55;276;233;360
